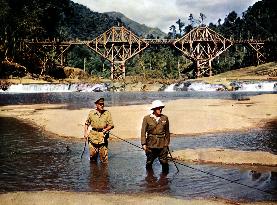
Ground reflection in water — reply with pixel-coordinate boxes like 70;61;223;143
263;121;277;154
0;116;276;201
269;172;277;195
143;169;170;193
89;163;110;192
250;171;262;181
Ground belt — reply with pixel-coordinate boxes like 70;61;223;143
91;128;103;132
148;134;165;138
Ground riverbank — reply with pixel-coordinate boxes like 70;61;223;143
1;62;276;92
1;94;277;139
0;191;276;205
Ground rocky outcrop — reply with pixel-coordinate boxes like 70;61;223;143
63;67;89;79
0;60;27;78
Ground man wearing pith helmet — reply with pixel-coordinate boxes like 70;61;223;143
84;97;114;163
141;100;170;173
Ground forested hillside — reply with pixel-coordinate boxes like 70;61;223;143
105;12;166;38
0;0;276;80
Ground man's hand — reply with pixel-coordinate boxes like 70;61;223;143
84;131;89;140
142;145;147;151
84;124;89;140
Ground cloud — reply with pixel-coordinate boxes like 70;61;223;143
72;0;259;33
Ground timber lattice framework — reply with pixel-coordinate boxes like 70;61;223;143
20;26;269;79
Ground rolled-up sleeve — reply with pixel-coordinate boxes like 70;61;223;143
106;111;114;127
85;112;91;125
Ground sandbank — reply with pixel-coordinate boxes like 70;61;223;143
1;94;276;139
172;148;277;168
0;191;276;205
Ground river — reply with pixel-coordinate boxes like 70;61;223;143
0;91;276;202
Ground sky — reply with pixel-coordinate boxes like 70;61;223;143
72;0;260;33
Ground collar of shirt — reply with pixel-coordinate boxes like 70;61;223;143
93;109;105;117
150;113;160;122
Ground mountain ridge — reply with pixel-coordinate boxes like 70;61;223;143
105;11;166;38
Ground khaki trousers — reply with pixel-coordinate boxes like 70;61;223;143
89;142;108;163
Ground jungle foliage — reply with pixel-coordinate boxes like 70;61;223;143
0;0;276;79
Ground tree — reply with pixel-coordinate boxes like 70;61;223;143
218;18;222;26
176;19;185;36
188;14;194;26
199;13;206;26
169;25;176;39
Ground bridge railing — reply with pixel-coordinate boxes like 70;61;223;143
143;39;175;44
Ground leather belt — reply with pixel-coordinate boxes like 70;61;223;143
148;134;165;138
91;128;103;132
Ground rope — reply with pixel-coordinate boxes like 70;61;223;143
80;139;87;159
110;132;273;195
170;160;273;195
110;132;179;172
110;133;143;150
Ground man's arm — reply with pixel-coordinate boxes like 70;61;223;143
103;125;114;134
141;116;147;150
165;116;170;145
84;123;89;139
103;111;114;134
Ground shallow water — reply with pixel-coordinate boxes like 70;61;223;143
0;91;276;108
0;117;276;201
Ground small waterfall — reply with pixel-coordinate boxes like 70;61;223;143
163;84;176;92
0;83;109;93
164;81;226;92
187;82;226;91
231;81;277;92
164;81;277;92
1;81;276;93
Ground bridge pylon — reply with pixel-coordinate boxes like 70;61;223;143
174;26;233;78
247;41;266;65
86;26;149;79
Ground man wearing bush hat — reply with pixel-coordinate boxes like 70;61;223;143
84;97;114;163
141;100;170;173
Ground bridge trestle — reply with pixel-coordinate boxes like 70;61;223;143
7;26;270;79
174;26;233;78
86;26;149;79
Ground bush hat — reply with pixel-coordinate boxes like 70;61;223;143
150;100;165;110
95;97;104;104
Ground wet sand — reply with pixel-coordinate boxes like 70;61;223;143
172;148;277;167
0;191;276;205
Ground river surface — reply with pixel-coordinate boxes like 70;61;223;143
0;91;276;107
0;91;276;202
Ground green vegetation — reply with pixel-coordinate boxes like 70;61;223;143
105;12;166;38
0;0;276;80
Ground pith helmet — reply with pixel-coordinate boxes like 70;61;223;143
150;100;165;110
95;97;104;104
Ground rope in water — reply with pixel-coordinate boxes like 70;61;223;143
109;132;273;195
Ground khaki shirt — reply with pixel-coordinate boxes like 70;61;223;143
85;109;114;144
141;114;170;148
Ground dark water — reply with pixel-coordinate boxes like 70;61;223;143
0;91;276;108
0;117;276;201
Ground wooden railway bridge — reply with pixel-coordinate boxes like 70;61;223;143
20;26;269;79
